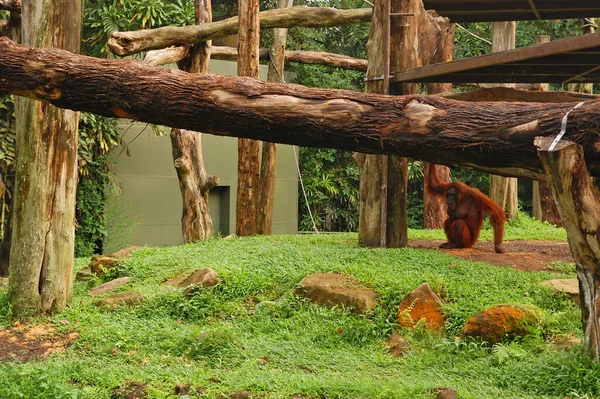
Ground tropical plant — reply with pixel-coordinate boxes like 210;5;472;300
298;148;359;231
75;114;121;256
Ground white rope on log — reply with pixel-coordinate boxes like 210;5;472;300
548;101;586;152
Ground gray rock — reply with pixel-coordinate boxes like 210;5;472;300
386;332;409;358
434;388;458;399
163;268;219;295
111;379;147;399
94;291;145;310
76;266;94;280
89;246;142;276
89;277;131;297
541;278;579;302
295;273;377;314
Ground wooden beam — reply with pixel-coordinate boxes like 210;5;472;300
392;32;600;83
6;38;600;180
109;6;372;56
144;46;368;71
443;87;600;103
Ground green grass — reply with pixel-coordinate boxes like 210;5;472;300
0;217;591;399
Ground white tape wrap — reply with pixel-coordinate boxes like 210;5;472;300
548;101;586;152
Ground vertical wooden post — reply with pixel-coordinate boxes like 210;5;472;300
236;0;261;236
531;34;562;226
358;0;440;247
380;0;391;247
357;0;387;247
258;0;293;235
489;21;518;220
424;19;454;229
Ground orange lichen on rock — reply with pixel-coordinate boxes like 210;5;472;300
461;305;540;344
397;282;445;331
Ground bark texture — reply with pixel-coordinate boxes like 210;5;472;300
171;130;219;241
8;0;80;316
358;0;448;246
0;7;20;277
529;34;562;226
424;17;454;229
109;6;371;56
5;38;600;179
236;0;261;236
536;137;600;361
489;21;518;220
145;46;368;71
170;0;219;243
257;0;292;235
355;0;386;247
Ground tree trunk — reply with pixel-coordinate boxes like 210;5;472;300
6;39;600;180
356;0;386;248
236;0;261;236
9;0;80;316
108;6;372;56
0;8;20;278
257;0;292;235
145;46;368;71
358;0;440;247
171;0;220;243
489;21;518;219
171;129;219;241
530;34;562;226
424;19;454;229
536;136;600;361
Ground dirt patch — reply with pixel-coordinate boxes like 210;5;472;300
410;240;573;272
0;322;79;363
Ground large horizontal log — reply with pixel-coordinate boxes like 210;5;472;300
2;37;600;180
145;45;368;71
109;6;372;56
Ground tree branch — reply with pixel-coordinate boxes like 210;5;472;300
4;38;600;180
145;45;368;71
109;6;372;56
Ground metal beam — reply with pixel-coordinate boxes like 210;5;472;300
391;32;600;84
526;0;543;20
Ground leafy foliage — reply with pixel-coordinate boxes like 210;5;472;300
298;148;359;231
289;4;368;232
75;114;120;256
83;0;194;57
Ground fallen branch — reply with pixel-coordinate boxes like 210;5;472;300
4;38;600;180
109;6;371;56
145;45;368;72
